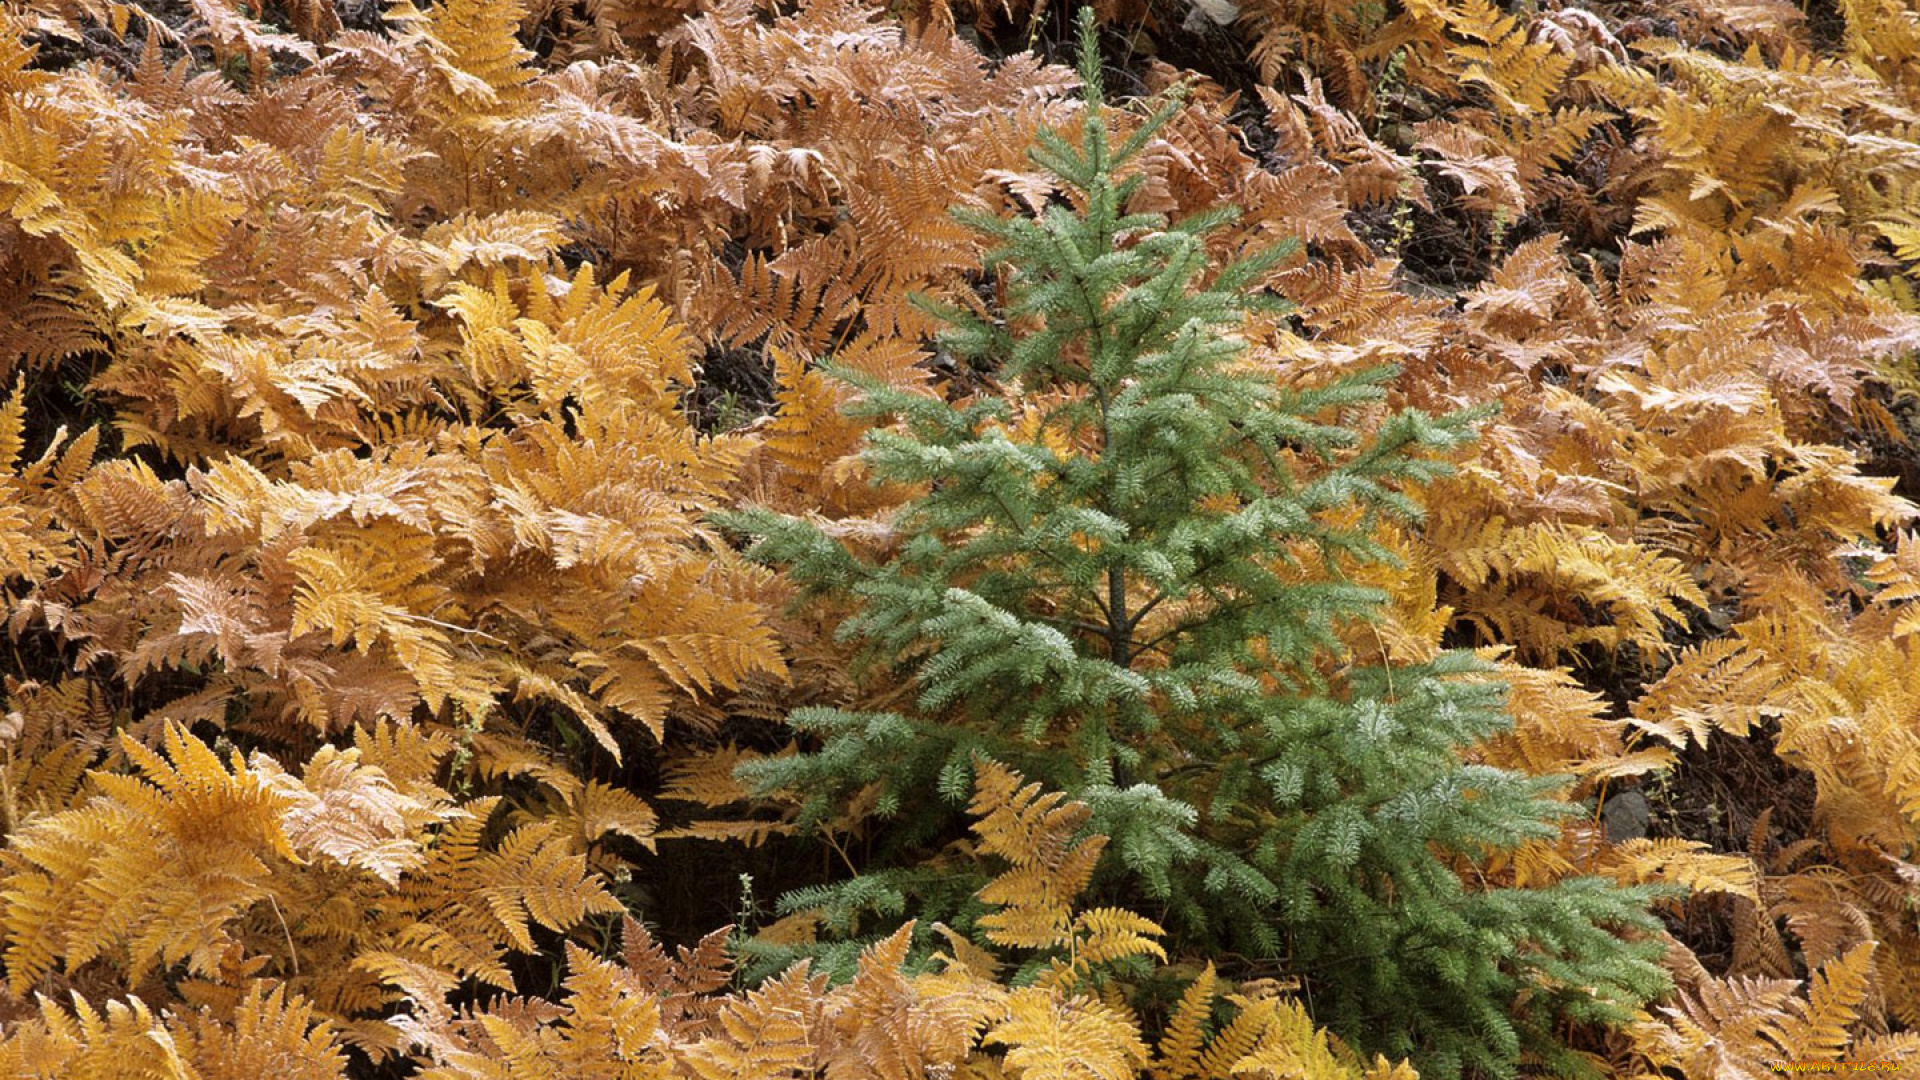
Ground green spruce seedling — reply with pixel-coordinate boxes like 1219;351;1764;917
717;12;1669;1077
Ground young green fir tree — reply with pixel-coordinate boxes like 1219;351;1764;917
717;13;1670;1078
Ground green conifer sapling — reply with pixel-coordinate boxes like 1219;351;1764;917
717;14;1670;1077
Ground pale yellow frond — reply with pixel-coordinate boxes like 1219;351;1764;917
985;987;1151;1080
1153;962;1218;1080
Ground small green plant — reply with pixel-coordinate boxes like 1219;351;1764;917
708;388;758;433
1390;177;1420;259
735;871;759;935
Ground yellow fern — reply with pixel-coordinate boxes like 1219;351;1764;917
0;984;349;1080
0;722;291;990
1154;962;1219;1080
970;758;1107;952
985;986;1151;1080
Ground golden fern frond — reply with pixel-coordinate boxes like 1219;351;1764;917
659;744;761;807
401;938;668;1080
1628;637;1775;749
1153;962;1218;1080
1197;997;1277;1080
521;262;696;404
546;942;671;1075
1432;0;1572;114
1771;869;1879;976
132;187;240;299
694;244;862;356
971;758;1107;951
1358;1057;1421;1080
474;820;625;952
1482;660;1673;790
969;758;1101;872
0;984;351;1080
0;722;290;990
827;922;1005;1080
1227;993;1356;1080
1268;81;1426;211
394;0;538;114
1598;838;1760;901
286;537;494;717
346;793;621;998
930;920;1002;980
749;347;882;512
188;982;353;1080
1414;121;1527;219
315;124;420;215
490;656;621;761
1068;908;1167;967
187;0;316;75
255;743;453;885
565;779;658;852
1858;530;1920;638
0;499;68;586
985;986;1151;1080
421;213;565;280
351;719;459;793
683;962;826;1080
1764;941;1875;1062
1629;970;1800;1078
1728;893;1798;981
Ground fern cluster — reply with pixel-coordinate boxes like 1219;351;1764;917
4;0;1920;1073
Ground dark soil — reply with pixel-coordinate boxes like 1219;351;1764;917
1640;721;1821;975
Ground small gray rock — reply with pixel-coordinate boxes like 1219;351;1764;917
1601;790;1651;843
1185;0;1238;29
